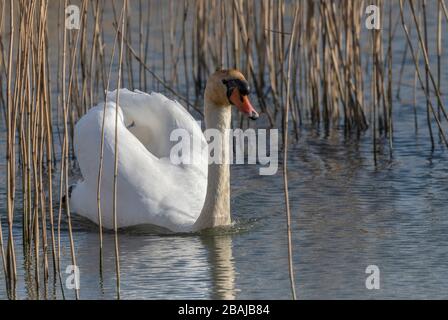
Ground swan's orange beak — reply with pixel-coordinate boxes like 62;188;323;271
229;88;259;120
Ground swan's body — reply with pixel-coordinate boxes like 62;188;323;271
70;69;258;232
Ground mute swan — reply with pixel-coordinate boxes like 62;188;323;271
70;69;258;232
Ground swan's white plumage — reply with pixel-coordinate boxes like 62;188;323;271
70;89;208;232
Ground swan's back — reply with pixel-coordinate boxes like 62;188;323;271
70;89;208;232
107;89;201;159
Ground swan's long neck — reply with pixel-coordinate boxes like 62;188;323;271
193;95;232;231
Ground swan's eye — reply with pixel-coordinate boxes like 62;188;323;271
222;79;250;97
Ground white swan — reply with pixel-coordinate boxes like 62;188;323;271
70;69;258;233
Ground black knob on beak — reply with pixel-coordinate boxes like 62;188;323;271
223;79;251;98
239;80;250;96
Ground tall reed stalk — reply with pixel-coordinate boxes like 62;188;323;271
112;0;127;300
282;4;299;300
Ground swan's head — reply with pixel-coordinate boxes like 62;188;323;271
205;69;259;120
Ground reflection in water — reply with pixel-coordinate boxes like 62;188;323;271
54;230;237;299
201;235;237;300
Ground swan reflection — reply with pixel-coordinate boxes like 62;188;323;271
201;234;238;300
65;230;237;299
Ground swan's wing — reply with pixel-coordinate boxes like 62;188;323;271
71;92;208;232
107;89;203;160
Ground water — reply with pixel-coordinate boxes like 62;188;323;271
1;103;447;299
1;1;448;299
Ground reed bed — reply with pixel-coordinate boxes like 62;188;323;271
0;0;447;299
